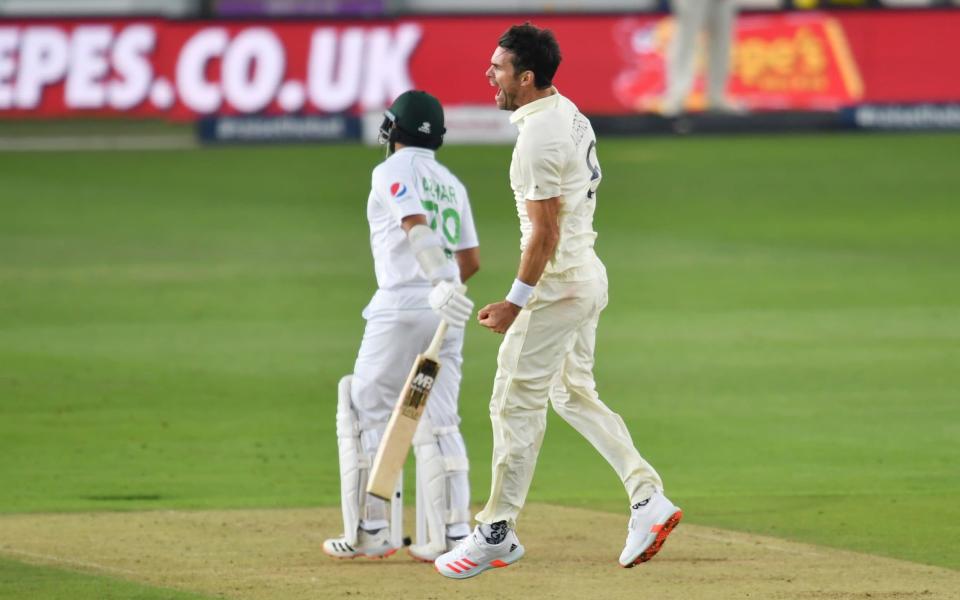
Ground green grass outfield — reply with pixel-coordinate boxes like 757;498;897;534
1;133;958;598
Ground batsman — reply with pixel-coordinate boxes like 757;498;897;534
323;91;480;562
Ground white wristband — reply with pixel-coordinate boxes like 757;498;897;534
506;278;536;308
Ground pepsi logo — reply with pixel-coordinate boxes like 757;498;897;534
390;182;408;198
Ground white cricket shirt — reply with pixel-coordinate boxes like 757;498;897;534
509;91;603;280
367;147;478;292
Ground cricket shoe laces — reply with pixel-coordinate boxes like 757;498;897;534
434;526;525;579
619;491;683;567
322;528;397;560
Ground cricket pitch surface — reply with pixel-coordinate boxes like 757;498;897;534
1;504;956;599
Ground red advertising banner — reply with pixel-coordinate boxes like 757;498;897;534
613;13;867;112
0;11;958;120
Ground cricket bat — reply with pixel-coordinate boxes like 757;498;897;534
366;319;449;501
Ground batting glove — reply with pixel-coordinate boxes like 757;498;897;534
429;281;473;328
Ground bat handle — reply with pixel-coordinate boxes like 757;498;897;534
424;319;448;360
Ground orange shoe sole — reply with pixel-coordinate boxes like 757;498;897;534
622;509;682;568
321;547;397;561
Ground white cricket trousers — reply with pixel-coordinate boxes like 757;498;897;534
664;0;738;111
352;291;463;432
351;288;470;531
475;262;663;528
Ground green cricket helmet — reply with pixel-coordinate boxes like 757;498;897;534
378;90;446;150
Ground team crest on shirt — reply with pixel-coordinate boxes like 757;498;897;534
390;182;408;199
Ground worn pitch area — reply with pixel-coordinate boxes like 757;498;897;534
1;504;956;600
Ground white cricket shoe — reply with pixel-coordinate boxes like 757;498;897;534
407;536;465;563
322;529;397;560
434;526;525;579
618;491;683;567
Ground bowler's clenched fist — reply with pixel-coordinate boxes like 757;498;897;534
478;300;521;334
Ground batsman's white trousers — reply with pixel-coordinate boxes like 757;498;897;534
475;261;663;528
351;287;469;530
353;287;463;430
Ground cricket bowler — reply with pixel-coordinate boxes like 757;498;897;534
435;24;681;578
323;90;480;562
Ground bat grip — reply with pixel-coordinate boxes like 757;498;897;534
424;319;448;360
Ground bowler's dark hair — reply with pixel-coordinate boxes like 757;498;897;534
498;23;561;89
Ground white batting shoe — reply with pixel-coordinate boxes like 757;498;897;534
408;536;465;563
434;525;525;579
322;529;397;560
619;491;683;567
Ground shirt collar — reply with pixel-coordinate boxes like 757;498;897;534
509;88;560;125
393;146;436;158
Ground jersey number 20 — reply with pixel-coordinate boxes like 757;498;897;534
422;200;461;245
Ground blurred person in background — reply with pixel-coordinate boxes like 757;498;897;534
660;0;742;116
